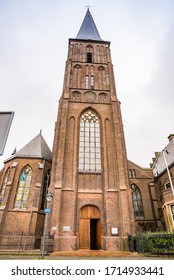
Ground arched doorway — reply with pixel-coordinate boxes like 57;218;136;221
79;205;101;250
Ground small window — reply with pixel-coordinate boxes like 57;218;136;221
87;52;92;63
164;181;171;190
129;169;132;178
132;169;136;178
129;169;136;178
91;76;94;89
170;204;174;222
85;76;89;89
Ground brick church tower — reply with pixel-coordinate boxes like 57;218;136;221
49;8;134;251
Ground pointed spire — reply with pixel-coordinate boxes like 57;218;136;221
76;8;102;41
14;133;52;160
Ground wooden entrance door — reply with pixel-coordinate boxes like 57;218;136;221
79;205;101;249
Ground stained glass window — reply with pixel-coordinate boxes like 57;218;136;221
131;184;144;219
79;109;101;172
14;166;32;209
0;168;10;204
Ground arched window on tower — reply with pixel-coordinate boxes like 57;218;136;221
0;168;10;205
41;169;51;210
86;45;93;63
14;165;32;209
79;109;101;173
131;184;144;219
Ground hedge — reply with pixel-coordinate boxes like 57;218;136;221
129;232;174;254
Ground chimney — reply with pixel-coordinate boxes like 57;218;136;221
168;134;174;142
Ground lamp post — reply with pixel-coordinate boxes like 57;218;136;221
162;150;174;196
42;191;53;258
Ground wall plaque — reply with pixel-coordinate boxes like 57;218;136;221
63;226;70;232
111;227;118;235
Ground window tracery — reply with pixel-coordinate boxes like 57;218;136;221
79;109;101;172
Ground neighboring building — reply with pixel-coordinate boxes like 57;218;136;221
152;134;174;232
128;160;160;233
0;132;52;249
0;9;172;252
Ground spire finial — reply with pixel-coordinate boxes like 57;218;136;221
12;146;17;155
85;4;92;10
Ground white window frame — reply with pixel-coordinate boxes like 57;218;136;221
170;204;174;223
164;181;171;190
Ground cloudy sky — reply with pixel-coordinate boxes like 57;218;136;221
0;0;174;169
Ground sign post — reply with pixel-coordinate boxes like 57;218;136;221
0;112;14;156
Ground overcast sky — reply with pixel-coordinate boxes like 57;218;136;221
0;0;174;169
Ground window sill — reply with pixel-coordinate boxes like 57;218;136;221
78;171;101;175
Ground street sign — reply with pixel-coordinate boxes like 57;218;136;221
44;208;52;213
0;112;14;155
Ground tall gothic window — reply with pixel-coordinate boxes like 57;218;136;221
0;168;10;204
41;170;51;210
14;165;32;209
79;109;101;172
131;184;144;219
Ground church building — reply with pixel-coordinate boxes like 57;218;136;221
0;9;172;252
49;8;135;251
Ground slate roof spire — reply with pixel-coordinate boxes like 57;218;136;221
76;8;102;41
8;133;52;161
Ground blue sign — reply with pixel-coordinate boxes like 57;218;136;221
44;208;52;213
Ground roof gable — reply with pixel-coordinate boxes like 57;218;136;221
153;137;174;176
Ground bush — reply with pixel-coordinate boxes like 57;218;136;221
130;232;174;254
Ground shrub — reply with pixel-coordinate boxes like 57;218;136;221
130;232;174;254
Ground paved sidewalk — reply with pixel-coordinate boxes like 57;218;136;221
0;250;174;260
